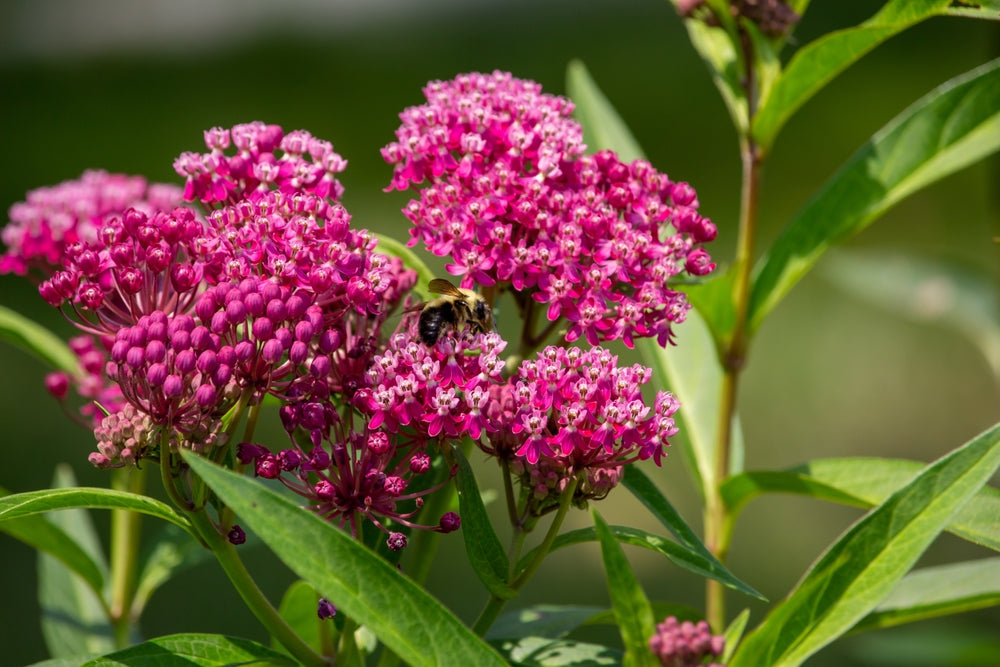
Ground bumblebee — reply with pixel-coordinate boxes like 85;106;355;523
417;278;493;345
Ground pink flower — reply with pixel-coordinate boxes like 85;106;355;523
384;72;717;348
1;170;182;279
482;345;679;516
174;123;347;207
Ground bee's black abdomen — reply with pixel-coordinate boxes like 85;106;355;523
418;301;455;345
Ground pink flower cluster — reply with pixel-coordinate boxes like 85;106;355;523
482;346;679;514
174;122;347;206
46;335;125;429
360;331;507;441
1;170;182;278
648;616;725;667
383;71;716;348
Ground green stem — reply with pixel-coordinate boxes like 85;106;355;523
186;507;328;666
108;467;146;647
705;131;762;632
471;475;581;636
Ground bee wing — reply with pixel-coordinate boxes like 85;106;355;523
427;278;465;297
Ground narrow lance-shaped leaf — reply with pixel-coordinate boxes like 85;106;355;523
946;1;1000;20
668;1;749;137
39;465;114;659
820;251;1000;379
721;457;1000;552
751;0;952;151
182;452;506;667
624;466;763;600
0;487;193;534
0;304;78;373
0;486;105;595
852;557;1000;633
517;524;762;601
453;448;516;599
730;421;1000;667
749;58;1000;331
592;510;658;667
81;633;297;667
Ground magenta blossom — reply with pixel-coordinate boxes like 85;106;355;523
481;345;679;515
359;330;507;441
383;72;717;348
1;170;183;279
174;122;348;207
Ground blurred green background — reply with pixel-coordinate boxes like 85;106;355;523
1;1;998;664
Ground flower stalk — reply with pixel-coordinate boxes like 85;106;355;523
108;466;146;647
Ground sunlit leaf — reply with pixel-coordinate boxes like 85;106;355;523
852;557;1000;632
374;232;435;300
39;466;113;659
750;58;1000;331
0;304;77;373
751;0;952;151
0;487;192;534
490;636;623;667
623;467;763;600
592;510;658;667
946;1;1000;20
730;421;1000;667
80;633;297;666
487;605;605;641
721;457;1000;552
183;452;505;667
454;448;516;599
821;250;1000;377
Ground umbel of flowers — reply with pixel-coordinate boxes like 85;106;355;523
2;74;716;562
383;70;717;349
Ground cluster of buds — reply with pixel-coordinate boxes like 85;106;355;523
648;616;726;667
384;71;716;348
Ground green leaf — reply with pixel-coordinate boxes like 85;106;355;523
0;487;192;534
730;421;1000;667
751;0;952;151
490;636;623;667
820;251;1000;377
749;58;1000;331
132;523;213;616
39;465;114;659
675;7;749;137
182;452;506;667
0;485;106;596
487;605;606;640
623;466;763;600
0;304;77;373
79;633;297;666
721;457;1000;552
454;448;516;599
680;270;738;348
852;557;1000;632
723;608;751;664
565;60;646;162
635;306;745;501
946;1;1000;20
591;510;657;667
518;524;761;600
274;580;326;656
373;232;436;299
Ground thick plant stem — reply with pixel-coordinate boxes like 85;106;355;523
705;140;761;632
186;508;328;666
109;467;146;647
